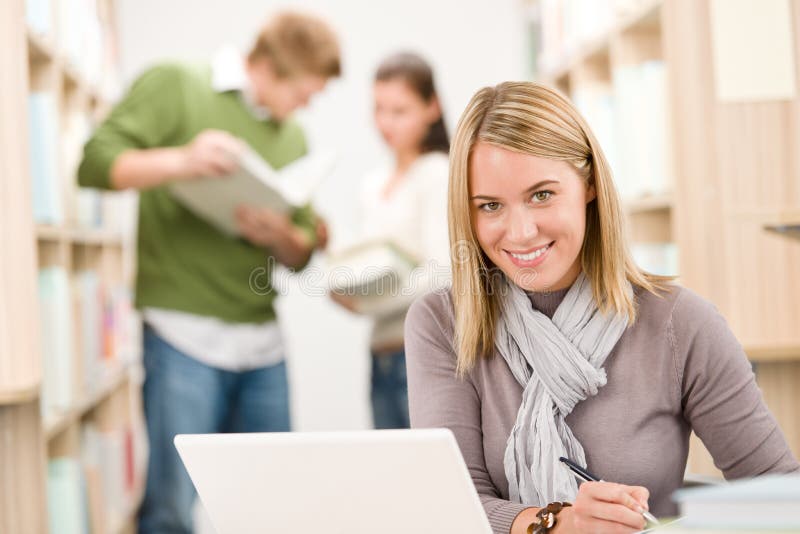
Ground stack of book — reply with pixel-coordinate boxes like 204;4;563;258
665;474;800;533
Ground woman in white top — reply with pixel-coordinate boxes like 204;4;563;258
331;52;450;428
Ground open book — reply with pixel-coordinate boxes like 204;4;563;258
327;241;419;315
170;147;337;237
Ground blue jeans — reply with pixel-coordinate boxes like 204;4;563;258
137;326;290;534
370;348;409;429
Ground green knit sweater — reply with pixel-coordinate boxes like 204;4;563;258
78;62;316;323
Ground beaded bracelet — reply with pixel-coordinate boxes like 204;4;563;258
527;501;572;534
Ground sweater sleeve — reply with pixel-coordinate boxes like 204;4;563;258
77;63;186;190
405;293;530;534
674;288;800;477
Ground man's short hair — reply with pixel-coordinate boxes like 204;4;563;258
248;11;341;79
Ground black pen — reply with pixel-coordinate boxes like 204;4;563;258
558;456;660;525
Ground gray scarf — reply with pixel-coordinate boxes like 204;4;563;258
495;272;631;505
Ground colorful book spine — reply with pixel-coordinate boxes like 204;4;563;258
47;457;89;534
38;267;74;417
29;92;63;225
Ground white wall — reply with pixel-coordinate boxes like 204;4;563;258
116;0;528;431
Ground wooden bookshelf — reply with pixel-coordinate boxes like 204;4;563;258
36;224;125;247
764;211;800;241
44;364;130;441
534;0;800;477
625;193;673;214
1;0;144;532
0;2;45;530
26;27;56;64
541;0;662;88
746;343;800;364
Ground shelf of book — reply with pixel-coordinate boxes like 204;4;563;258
46;370;145;534
1;0;144;531
764;211;800;241
625;193;673;214
44;363;131;441
36;223;126;246
746;344;800;364
531;0;800;477
539;0;662;84
0;381;41;405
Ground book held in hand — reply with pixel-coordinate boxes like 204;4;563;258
169;146;336;237
326;240;419;315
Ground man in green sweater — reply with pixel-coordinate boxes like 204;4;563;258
78;12;340;534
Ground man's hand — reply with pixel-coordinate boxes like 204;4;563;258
178;129;245;179
110;129;245;190
235;205;315;269
235;205;293;248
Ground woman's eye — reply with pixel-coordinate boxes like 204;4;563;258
532;191;553;203
480;202;501;212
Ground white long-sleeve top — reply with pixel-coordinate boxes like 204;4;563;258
359;151;451;350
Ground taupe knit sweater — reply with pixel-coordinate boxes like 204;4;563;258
405;284;799;534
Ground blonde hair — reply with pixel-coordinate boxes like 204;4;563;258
248;11;341;79
449;82;672;375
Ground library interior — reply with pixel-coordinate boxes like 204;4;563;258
1;0;799;533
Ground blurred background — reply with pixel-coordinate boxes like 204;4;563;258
119;0;529;434
1;0;799;533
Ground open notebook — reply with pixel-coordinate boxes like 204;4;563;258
326;240;419;314
170;147;336;237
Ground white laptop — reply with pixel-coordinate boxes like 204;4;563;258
174;428;493;534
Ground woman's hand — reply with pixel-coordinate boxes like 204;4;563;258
330;292;359;313
314;217;329;250
556;481;650;534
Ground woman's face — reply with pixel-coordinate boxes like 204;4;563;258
469;142;596;292
374;78;438;154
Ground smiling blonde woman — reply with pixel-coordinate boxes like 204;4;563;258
404;82;799;534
